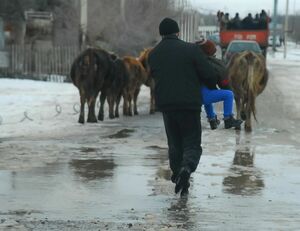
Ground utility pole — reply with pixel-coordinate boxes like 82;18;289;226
284;0;289;58
80;0;87;47
120;0;126;22
272;0;278;51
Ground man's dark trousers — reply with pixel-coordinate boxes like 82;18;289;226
162;110;202;176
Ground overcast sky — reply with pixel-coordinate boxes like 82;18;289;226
190;0;300;16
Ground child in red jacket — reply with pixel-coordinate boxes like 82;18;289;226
196;39;242;130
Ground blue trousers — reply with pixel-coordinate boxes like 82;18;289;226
201;86;234;119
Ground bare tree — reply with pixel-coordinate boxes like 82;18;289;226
1;0;189;53
0;0;80;45
0;0;28;44
51;0;80;46
87;0;180;55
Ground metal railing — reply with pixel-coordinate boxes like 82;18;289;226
0;45;82;82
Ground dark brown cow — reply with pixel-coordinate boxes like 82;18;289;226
96;53;128;121
70;48;113;123
122;56;148;116
105;56;129;119
227;50;268;132
138;48;155;114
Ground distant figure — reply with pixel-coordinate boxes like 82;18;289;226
243;13;254;29
217;11;224;22
231;13;241;30
217;11;226;30
253;13;260;29
260;10;268;19
279;35;284;46
222;13;230;30
259;9;271;29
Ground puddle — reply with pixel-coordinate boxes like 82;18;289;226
69;158;116;181
0;210;42;216
233;147;254;167
223;172;265;196
223;145;264;196
146;145;167;150
79;147;99;153
106;129;135;139
79;147;100;153
0;152;167;221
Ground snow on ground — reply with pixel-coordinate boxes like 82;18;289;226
0;79;79;139
0;79;154;139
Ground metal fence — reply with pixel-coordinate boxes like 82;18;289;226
0;45;81;82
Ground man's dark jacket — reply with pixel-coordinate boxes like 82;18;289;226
148;34;217;111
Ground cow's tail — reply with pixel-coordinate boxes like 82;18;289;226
246;53;257;121
137;64;148;84
70;60;76;81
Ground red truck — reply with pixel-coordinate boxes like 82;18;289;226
219;15;270;57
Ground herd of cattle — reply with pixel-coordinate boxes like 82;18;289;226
70;47;268;132
70;47;154;124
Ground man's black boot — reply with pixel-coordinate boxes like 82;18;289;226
208;116;220;130
180;181;190;197
171;173;178;183
224;115;243;129
175;166;191;196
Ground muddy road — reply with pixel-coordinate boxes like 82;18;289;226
0;53;300;230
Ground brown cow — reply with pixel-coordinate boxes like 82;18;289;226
227;50;268;132
138;48;155;114
70;48;113;123
122;56;148;116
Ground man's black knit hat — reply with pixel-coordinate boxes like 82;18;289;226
159;17;180;36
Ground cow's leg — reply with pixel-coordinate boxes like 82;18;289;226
128;93;133;116
149;84;155;114
79;90;86;124
234;96;242;130
107;94;115;119
115;93;122;118
87;96;97;123
97;91;106;121
133;87;140;115
123;91;129;116
123;99;127;116
245;110;252;132
234;96;241;120
240;98;248;121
